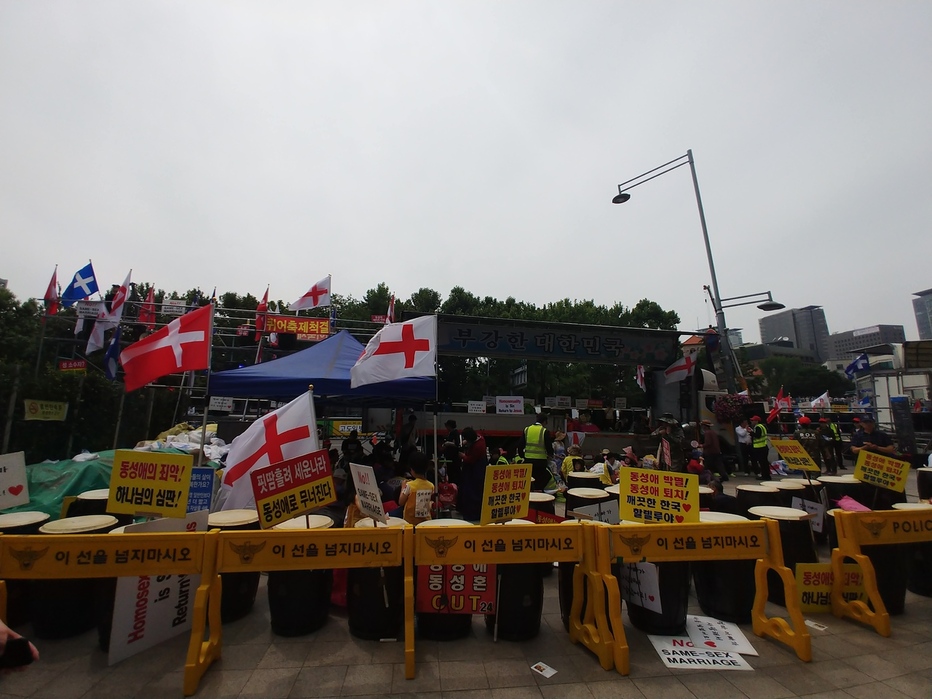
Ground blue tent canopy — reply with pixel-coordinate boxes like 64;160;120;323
210;330;435;401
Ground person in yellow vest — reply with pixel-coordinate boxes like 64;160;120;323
519;413;554;492
396;451;435;525
750;415;771;481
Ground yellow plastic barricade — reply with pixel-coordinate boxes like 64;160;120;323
603;519;811;673
0;531;216;696
831;508;932;636
213;524;411;679
411;522;584;677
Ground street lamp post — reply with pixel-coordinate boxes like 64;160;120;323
612;149;736;392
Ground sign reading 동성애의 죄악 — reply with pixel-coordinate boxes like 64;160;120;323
107;450;194;518
618;467;699;524
854;449;910;492
250;449;336;529
480;462;531;525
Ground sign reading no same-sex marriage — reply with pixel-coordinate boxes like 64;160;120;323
250;449;336;529
770;439;821;473
618;467;699;524
854;450;911;493
480;462;531;525
108;450;194;518
350;462;387;524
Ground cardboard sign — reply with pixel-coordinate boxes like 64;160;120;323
207;396;234;412
350;462;387;524
648;636;754;671
415;563;496;614
620;562;661;612
686;615;758;656
854;450;910;493
796;562;866;613
770;439;821;473
573;498;619;524
480;462;531;525
495;396;524;415
0;451;29;509
250;449;336;529
618;467;700;524
186;467;215;514
467;400;486;414
108;511;207;665
108;450;194;518
791;496;826;533
23;399;69;422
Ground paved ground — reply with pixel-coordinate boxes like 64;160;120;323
4;471;932;699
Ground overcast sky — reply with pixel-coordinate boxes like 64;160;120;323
2;1;930;346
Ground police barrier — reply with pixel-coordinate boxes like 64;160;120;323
831;508;932;636
0;531;218;696
603;519;812;673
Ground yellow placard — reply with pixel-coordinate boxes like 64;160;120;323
617;467;699;524
796;562;865;613
216;528;403;572
0;532;205;580
837;509;932;546
610;521;769;562
23;399;69;421
770;438;821;472
415;522;582;565
479;462;531;525
108;450;194;518
255;477;336;529
854;450;910;493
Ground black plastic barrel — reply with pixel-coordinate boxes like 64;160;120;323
748;506;818;606
208;509;262;624
565;488;612;519
67;489;135;527
267;514;334;636
917;468;932;500
735;484;780;517
484;521;544;641
0;511;50;628
415;519;474;641
819;475;869;508
624;560;691;635
32;514;118;639
566;472;604;490
698;485;713;510
347;517;406;640
692;511;756;623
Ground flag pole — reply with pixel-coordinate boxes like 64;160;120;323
432;326;440;495
197;302;216;467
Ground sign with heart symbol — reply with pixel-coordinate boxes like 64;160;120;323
0;451;29;509
617;467;700;524
686;614;758;656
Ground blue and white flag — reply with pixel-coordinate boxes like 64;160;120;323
61;262;99;307
845;353;870;379
104;325;121;380
858;396;872;407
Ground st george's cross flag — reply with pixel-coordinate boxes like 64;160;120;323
120;304;212;392
137;287;156;331
289;275;331;311
61;262;99;307
811;390;831;409
663;354;697;384
255;286;269;341
351;315;437;388
43;266;60;316
87;270;131;354
219;391;319;510
635;365;646;392
385;293;395;325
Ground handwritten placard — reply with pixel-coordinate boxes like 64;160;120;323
618;467;699;524
350;462;387;524
0;451;29;509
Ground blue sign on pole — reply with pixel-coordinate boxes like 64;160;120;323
187;466;215;514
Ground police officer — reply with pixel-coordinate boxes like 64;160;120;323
793;416;822;473
828;415;846;470
519;413;554;492
750;416;771;481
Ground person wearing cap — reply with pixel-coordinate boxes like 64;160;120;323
591;450;621;485
519;413;555;492
849;415;896;457
561;444;585;481
794;416;824;474
700;420;730;482
750;416;771;480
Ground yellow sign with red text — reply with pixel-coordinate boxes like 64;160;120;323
479;463;531;525
617;467;699;524
796;562;866;613
107;450;194;518
770;438;821;473
853;450;910;493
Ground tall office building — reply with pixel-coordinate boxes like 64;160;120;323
758;306;831;362
829;325;906;358
914;289;932;340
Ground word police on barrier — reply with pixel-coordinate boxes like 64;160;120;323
853;450;910;493
414;523;582;565
618;467;699;524
480;462;531;525
250;449;336;529
108;450;194;518
770;439;821;473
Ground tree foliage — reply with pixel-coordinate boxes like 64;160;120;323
758;356;854;398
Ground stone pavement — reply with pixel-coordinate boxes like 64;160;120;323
3;472;932;699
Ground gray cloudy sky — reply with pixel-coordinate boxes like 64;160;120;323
2;1;930;345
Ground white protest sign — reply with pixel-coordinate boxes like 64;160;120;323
792;496;826;533
686;615;758;656
572;499;619;524
620;562;661;613
467;400;486;414
648;636;754;671
350;462;387;524
108;510;208;665
495;396;524;415
0;451;29;509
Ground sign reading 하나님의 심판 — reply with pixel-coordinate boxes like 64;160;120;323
108;450;194;518
250;449;336;529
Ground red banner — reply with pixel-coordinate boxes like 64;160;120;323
416;563;497;614
58;359;87;372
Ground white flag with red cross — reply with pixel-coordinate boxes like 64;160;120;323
663;353;697;384
220;391;320;510
289;275;331;311
350;315;437;388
